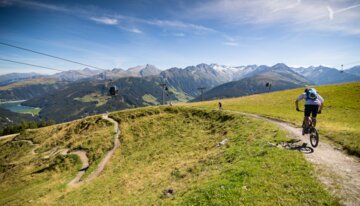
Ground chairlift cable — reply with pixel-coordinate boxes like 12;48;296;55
0;41;106;71
0;57;119;96
0;58;93;77
0;58;65;73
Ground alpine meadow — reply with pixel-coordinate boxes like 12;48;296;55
1;0;360;205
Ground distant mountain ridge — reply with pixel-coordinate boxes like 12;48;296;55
292;66;359;85
192;63;311;101
2;63;358;85
0;62;359;125
96;64;162;80
51;68;102;81
0;72;45;86
346;66;360;76
1;63;359;102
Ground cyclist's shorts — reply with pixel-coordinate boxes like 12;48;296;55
304;105;319;117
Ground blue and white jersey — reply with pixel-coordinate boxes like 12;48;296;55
297;93;324;105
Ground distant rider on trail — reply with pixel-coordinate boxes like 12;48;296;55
295;88;324;130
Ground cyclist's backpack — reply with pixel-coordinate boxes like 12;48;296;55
306;88;317;100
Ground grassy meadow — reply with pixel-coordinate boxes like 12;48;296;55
0;107;338;205
18;107;41;115
0;116;114;205
74;92;111;107
186;82;360;156
0;78;57;91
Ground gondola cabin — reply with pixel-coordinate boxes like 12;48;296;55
109;86;118;96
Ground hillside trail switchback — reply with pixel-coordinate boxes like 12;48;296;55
68;114;121;187
0;115;121;187
225;110;360;206
85;114;121;182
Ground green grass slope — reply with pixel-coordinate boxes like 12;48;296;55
0;117;114;205
187;82;360;156
0;107;338;205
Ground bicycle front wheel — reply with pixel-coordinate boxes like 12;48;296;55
310;128;319;148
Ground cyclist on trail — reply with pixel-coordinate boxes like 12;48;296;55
295;88;324;131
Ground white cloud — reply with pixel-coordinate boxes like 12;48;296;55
189;0;360;35
127;28;142;34
143;19;215;33
327;6;334;20
174;33;186;37
8;0;71;12
223;41;238;47
336;3;360;13
272;0;302;12
90;17;118;25
6;0;215;35
0;0;13;7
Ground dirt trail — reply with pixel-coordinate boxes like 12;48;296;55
3;136;88;186
10;139;39;155
67;150;89;187
0;133;18;140
0;115;121;188
67;114;120;187
85;114;120;182
227;110;360;206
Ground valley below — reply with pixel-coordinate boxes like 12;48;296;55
0;100;40;115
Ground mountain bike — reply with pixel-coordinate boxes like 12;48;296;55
297;110;320;148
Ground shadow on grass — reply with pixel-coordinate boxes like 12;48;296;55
282;139;314;154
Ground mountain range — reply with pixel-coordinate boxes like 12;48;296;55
0;63;359;124
0;72;45;86
192;63;311;101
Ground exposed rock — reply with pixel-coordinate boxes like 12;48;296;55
216;138;229;147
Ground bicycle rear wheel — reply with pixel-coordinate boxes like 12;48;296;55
309;127;319;147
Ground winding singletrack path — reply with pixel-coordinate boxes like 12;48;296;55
67;114;120;187
67;150;89;187
85;114;120;182
0;115;121;188
227;110;360;206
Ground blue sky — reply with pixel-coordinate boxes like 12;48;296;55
0;0;359;74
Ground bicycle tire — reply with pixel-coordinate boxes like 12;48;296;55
302;121;306;136
310;127;319;147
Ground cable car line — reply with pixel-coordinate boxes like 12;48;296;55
0;58;95;78
0;41;106;71
0;57;119;96
0;58;66;73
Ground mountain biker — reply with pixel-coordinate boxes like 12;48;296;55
295;88;324;131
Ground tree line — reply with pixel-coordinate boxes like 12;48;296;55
0;120;56;136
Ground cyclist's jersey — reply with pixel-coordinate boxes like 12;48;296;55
297;93;324;105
